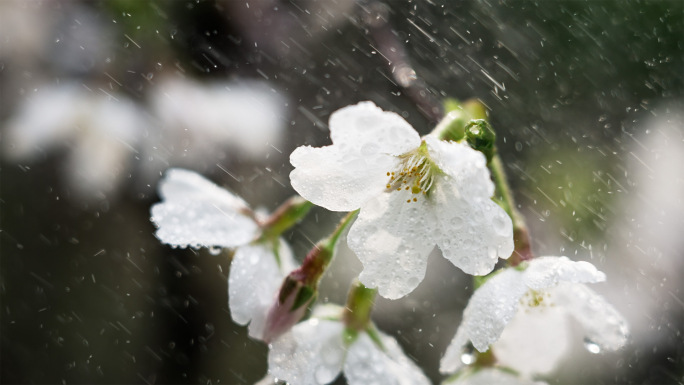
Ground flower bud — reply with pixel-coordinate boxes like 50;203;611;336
261;275;315;343
261;211;358;342
465;119;496;163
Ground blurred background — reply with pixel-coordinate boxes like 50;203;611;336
1;0;682;383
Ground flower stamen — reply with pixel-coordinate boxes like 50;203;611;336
384;141;438;203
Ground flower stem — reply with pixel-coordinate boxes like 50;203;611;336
342;280;378;332
290;209;359;287
260;196;314;241
489;155;534;265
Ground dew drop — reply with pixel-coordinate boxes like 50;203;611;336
583;338;601;354
450;216;464;229
208;246;222;255
460;352;475;365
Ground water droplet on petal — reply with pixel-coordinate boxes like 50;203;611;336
584;338;601;354
460;352;476;365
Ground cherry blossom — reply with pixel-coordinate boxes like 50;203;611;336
4;83;146;199
150;168;296;340
289;101;513;299
440;256;629;376
267;306;430;385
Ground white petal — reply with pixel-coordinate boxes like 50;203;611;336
4;84;85;158
253;374;281;385
290;145;396;212
268;319;346;385
493;305;571;376
348;192;436;299
441;268;527;373
328;102;420;156
443;368;548;385
425;137;493;198
289;102;421;212
432;175;514;275
228;244;284;340
150;169;259;248
553;283;629;351
523;256;606;290
344;331;430;385
275;237;298;275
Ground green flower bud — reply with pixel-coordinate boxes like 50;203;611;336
465;119;496;163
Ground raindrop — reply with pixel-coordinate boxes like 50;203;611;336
460;352;476;365
583;338;601;354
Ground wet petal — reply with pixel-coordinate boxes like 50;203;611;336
554;283;629;351
268;319;346;385
432;175;514;275
289;101;421;212
492;305;570;376
348;192;437;299
150;168;259;248
441;268;527;373
344;331;430;385
290;145;396;212
425;137;493;198
228;244;284;340
523;256;606;290
328;101;421;156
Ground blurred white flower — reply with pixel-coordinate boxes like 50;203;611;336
4;83;146;200
144;77;288;174
440;256;628;376
268;307;430;385
150;168;296;340
289;101;513;299
443;368;547;385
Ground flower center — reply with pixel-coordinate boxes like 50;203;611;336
520;289;553;309
385;141;438;203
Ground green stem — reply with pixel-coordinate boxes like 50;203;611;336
342;280;378;332
489;155;533;265
292;210;359;286
260;196;314;240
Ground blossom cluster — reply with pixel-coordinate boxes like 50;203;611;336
150;102;628;384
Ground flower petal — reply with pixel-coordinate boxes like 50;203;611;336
554;283;629;351
290;145;396;212
443;368;548;385
150;168;259;248
425;137;493;198
492;305;571;376
328;101;420;156
228;244;285;340
522;256;606;290
432;174;514;276
348;192;437;299
289;101;421;212
440;267;527;373
344;330;430;385
268;319;346;385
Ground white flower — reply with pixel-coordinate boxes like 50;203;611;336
143;77;287;178
150;168;296;340
289;101;513;299
443;368;547;385
268;307;430;385
440;256;629;376
4;83;146;199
